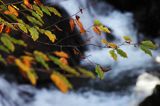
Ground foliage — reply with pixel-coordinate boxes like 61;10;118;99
0;0;157;93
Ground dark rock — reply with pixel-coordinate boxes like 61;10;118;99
104;0;160;39
139;85;160;106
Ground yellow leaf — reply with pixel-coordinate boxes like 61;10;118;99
15;59;30;72
54;51;69;59
27;70;38;86
107;43;118;49
101;39;108;44
21;56;34;68
98;25;111;34
44;30;56;43
34;51;49;61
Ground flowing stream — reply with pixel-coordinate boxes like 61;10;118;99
0;0;160;106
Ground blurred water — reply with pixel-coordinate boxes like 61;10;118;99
0;0;160;106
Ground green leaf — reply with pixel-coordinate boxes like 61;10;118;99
140;45;152;56
8;37;27;47
47;7;62;17
141;40;156;50
77;67;96;79
34;51;49;70
123;36;132;42
109;50;118;61
0;55;6;65
26;16;43;26
98;25;111;33
0;45;10;53
31;11;44;24
1;36;15;52
94;20;103;26
44;30;56;43
17;23;28;33
28;27;39;41
95;65;104;80
116;49;128;58
40;5;51;16
33;5;43;17
49;55;80;76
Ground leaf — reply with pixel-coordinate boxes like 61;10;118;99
0;24;4;33
141;40;157;50
4;5;19;17
34;51;49;70
29;27;39;41
50;71;72;93
75;16;86;34
54;51;69;58
40;5;51;16
23;0;32;9
34;0;42;5
15;59;30;72
44;30;56;43
26;70;38;85
17;23;28;33
49;55;80;76
92;26;101;35
21;56;33;67
69;18;75;31
31;11;44;24
116;49;128;58
33;5;43;17
77;67;95;79
140;45;152;56
5;26;11;34
101;39;108;45
34;51;49;61
0;45;10;53
107;43;118;49
95;65;104;80
47;7;62;17
0;55;6;65
98;25;111;34
109;50;117;61
26;16;43;26
1;35;15;52
123;36;132;43
94;20;103;26
59;57;68;65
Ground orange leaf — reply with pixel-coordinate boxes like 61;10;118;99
50;72;69;93
23;0;32;9
54;51;69;59
21;56;33;68
0;24;4;33
60;57;68;65
69;18;75;32
92;26;101;35
4;5;19;17
5;26;11;34
75;16;86;34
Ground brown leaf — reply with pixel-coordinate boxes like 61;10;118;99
92;26;101;35
34;0;42;5
5;26;11;34
69;18;75;32
54;51;69;59
75;15;86;34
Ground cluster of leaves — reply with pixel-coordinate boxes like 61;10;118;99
0;0;157;92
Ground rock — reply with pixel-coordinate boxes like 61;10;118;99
139;85;160;106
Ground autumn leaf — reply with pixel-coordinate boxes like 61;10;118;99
29;27;39;41
54;51;69;58
15;59;30;72
21;56;34;68
75;15;86;34
50;71;72;93
26;70;38;86
69;18;75;32
101;39;108;45
44;30;56;43
107;43;118;49
5;26;11;34
0;24;4;33
4;5;19;17
59;57;68;65
23;0;32;9
92;26;101;35
34;0;42;5
123;36;132;43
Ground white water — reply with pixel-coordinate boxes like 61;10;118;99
0;0;160;106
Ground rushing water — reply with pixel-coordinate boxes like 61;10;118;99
0;0;160;106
